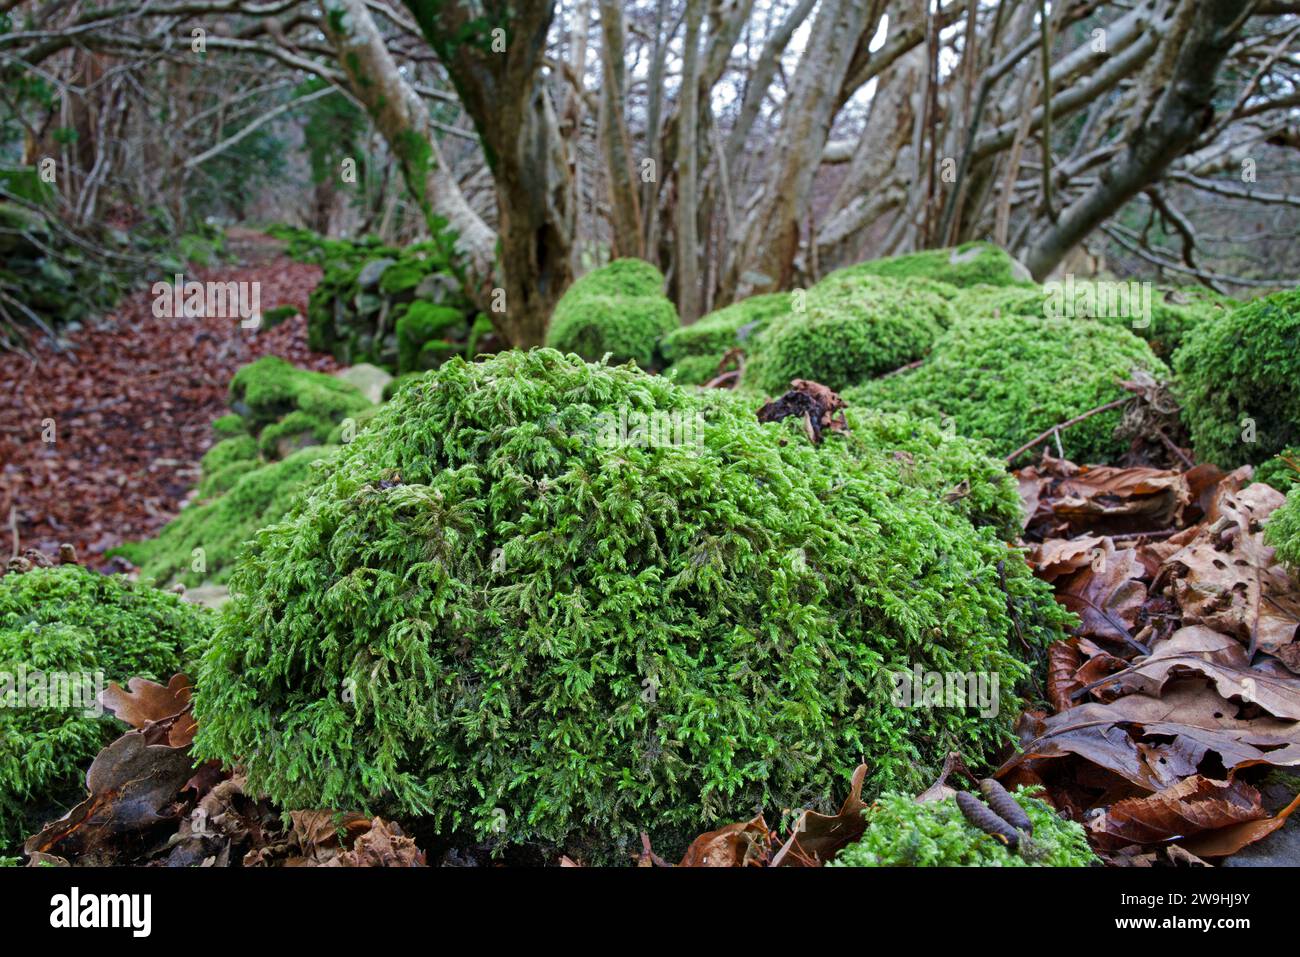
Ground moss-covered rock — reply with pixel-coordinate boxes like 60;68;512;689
545;259;680;369
745;274;956;395
193;349;1071;861
846;315;1168;465
664;353;728;386
229;355;370;452
1173;289;1300;470
0;565;212;848
660;293;793;364
831;788;1097;867
840;241;1032;289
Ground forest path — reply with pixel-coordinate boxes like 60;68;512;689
0;232;334;566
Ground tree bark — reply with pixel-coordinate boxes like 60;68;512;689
675;0;705;322
597;0;643;258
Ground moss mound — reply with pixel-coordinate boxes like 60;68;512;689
1267;487;1300;574
193;349;1070;860
545;259;679;369
660;293;792;362
831;788;1097;867
846;315;1167;465
1173;290;1300;470
839;242;1032;289
745;275;956;395
230;356;370;453
0;565;212;848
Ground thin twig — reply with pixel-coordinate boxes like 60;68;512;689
1005;397;1129;463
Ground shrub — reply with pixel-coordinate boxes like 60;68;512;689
0;565;212;848
1266;486;1300;574
836;241;1032;289
545;259;680;369
193;349;1071;861
831;788;1097;867
1174;290;1300;470
745;275;955;394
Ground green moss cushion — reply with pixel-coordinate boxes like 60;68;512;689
545;259;680;369
0;566;212;847
1174;289;1300;470
193;349;1070;860
846;315;1168;465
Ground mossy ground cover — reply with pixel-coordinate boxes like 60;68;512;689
845;315;1168;465
0;565;212;848
112;356;373;587
546;259;680;370
192;349;1071;861
831;788;1096;867
1267;486;1300;574
839;241;1032;289
1174;289;1300;471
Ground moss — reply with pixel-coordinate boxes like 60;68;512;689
378;260;428;296
382;372;425;401
396;301;466;373
831;788;1097;867
1173;290;1300;470
0;566;212;848
835;408;1024;540
955;284;1047;320
839;241;1032;289
664;354;727;386
659;293;793;364
197;459;259;499
113;446;338;588
1256;450;1300;492
229;355;370;454
846;315;1167;466
200;436;258;475
261;305;298;329
211;414;246;438
193;349;1071;861
1266;486;1300;574
257;410;331;458
545;259;680;369
745;275;955;395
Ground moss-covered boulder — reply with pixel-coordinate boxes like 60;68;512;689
1173;289;1300;470
846;315;1168;465
112;358;376;587
841;241;1033;289
831;788;1097;867
193;349;1071;861
302;231;484;373
745;274;956;395
545;259;679;369
0;565;212;848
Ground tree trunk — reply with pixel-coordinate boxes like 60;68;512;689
403;0;576;349
597;0;643;259
675;0;705;322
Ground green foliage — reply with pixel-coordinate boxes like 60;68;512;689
847;315;1167;465
838;241;1032;289
745;275;955;394
664;353;728;386
0;566;212;848
1173;290;1300;470
1266;486;1300;574
831;788;1097;867
397;302;467;372
193;349;1071;860
546;259;680;369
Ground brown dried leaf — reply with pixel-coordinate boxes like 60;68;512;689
678;814;771;867
770;763;870;867
1086;775;1266;850
99;673;192;729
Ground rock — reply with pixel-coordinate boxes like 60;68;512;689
335;363;394;405
1221;771;1300;867
182;583;230;610
356;258;396;291
415;272;458;303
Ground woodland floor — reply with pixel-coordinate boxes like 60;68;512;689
0;231;338;565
